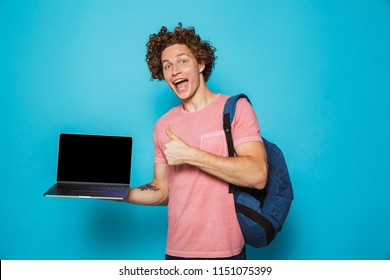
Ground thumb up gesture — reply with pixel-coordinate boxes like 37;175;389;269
164;127;192;165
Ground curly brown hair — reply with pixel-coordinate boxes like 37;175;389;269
146;23;217;82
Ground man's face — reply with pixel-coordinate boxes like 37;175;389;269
161;44;205;101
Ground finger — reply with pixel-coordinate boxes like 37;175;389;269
166;126;179;140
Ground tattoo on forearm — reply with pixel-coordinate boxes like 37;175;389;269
138;184;160;192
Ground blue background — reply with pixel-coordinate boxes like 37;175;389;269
1;0;389;260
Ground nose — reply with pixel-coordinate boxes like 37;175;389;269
172;64;181;76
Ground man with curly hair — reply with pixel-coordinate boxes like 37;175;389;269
124;23;268;260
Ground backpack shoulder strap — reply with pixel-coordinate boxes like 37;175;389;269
223;94;252;156
223;94;252;193
223;94;251;124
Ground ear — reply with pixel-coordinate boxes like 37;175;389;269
198;61;206;73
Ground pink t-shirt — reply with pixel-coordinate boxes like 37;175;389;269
154;94;262;258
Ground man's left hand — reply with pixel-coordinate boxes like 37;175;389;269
164;127;192;165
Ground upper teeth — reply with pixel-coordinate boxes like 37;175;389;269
174;79;186;85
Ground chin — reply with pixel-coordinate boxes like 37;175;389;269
174;90;192;101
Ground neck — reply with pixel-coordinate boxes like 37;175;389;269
182;86;216;112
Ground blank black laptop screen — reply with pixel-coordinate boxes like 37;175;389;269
57;134;132;184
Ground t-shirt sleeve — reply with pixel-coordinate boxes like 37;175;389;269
232;98;263;148
153;124;168;164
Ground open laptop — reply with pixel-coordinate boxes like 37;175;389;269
44;133;132;200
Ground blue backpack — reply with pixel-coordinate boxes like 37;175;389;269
223;94;293;248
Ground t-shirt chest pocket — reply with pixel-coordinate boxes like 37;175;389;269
200;130;227;156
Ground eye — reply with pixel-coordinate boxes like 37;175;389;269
180;59;187;64
163;64;171;70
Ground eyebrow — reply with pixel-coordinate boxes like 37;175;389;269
162;52;189;64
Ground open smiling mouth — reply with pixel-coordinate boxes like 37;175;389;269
173;78;188;90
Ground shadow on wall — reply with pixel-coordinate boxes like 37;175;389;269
82;202;168;259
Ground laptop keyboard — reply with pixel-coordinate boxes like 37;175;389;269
57;183;126;192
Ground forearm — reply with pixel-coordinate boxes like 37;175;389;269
186;146;267;190
164;128;267;190
124;183;168;206
123;163;169;206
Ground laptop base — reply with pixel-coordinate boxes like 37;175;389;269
44;183;129;200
